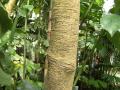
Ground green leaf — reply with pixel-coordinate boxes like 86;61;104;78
99;47;107;57
18;8;27;17
23;5;34;12
43;40;49;47
110;0;120;14
18;5;34;17
0;3;12;37
97;80;107;88
0;68;13;86
88;78;99;88
17;80;34;90
100;14;120;36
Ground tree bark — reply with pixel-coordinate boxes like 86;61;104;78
44;0;80;90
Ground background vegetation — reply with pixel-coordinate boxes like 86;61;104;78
0;0;120;90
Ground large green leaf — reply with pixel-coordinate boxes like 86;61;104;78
18;5;34;17
0;68;13;86
0;3;12;37
100;14;120;36
23;5;34;12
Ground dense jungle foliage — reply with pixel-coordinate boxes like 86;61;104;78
0;0;120;90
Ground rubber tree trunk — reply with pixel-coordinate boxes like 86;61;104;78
44;0;80;90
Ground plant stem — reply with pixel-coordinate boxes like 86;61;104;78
23;16;27;79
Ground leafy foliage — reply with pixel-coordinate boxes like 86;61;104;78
0;0;120;90
75;0;120;90
0;0;49;89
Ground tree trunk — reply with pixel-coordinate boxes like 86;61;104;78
44;0;80;90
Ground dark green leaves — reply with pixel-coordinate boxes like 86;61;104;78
110;0;120;14
0;3;12;37
100;14;120;50
112;32;120;50
100;14;120;36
